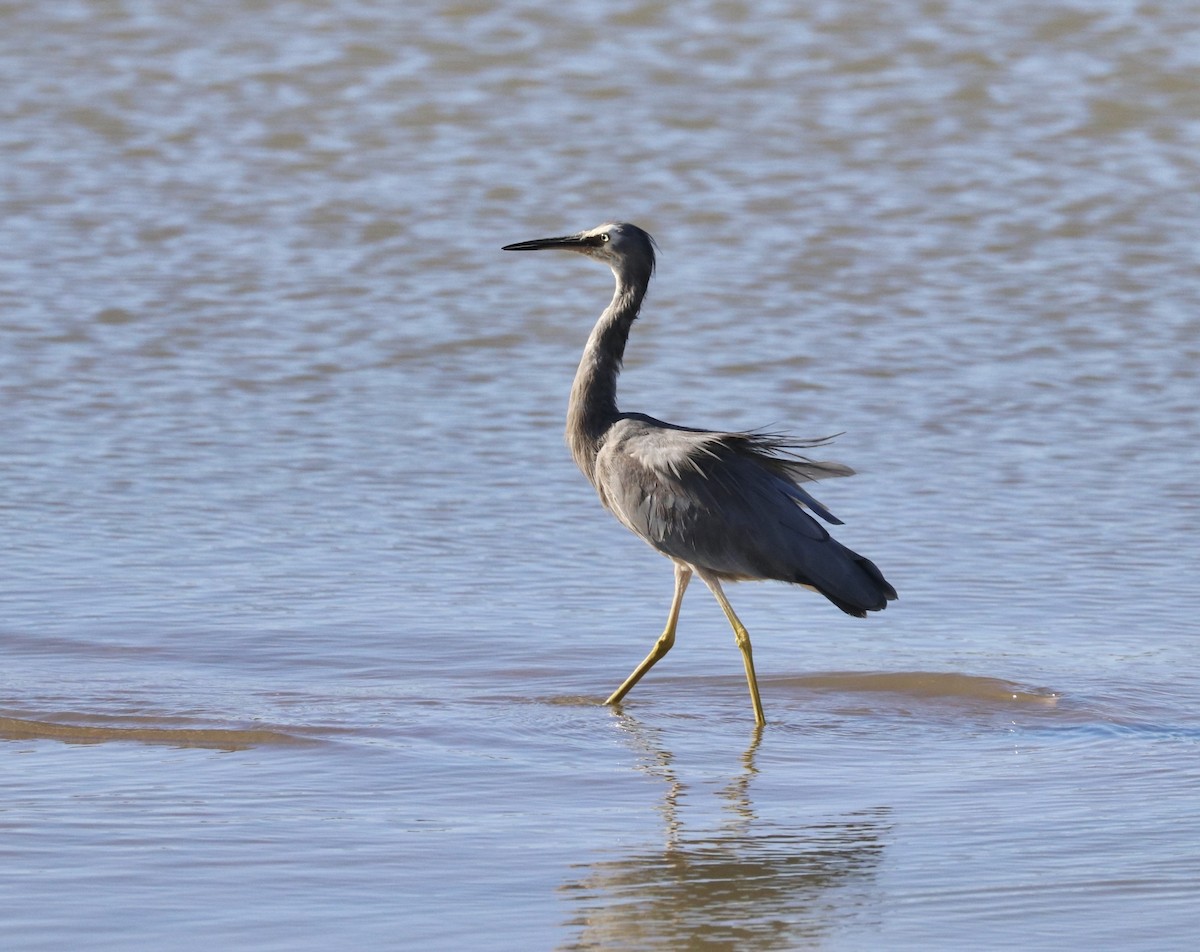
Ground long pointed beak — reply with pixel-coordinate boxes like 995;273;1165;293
502;233;601;252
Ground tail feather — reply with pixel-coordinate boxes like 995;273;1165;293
803;546;897;618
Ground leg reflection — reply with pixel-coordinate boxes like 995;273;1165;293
559;718;890;950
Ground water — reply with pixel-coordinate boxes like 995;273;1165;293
3;0;1199;948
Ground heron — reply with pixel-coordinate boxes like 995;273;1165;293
502;221;896;725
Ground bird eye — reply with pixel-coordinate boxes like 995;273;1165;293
599;233;610;242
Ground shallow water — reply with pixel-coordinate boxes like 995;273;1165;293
3;1;1200;949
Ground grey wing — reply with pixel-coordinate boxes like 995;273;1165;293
594;417;844;581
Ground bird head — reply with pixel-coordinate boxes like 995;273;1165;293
503;222;657;281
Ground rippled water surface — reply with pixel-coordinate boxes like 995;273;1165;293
3;1;1199;949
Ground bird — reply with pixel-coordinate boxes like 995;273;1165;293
502;221;896;725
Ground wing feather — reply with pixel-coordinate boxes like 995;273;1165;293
594;414;854;581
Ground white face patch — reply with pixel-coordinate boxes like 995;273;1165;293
575;222;655;275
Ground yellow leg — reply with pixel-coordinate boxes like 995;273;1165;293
606;563;692;707
700;573;766;726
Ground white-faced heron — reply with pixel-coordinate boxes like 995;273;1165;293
503;222;896;725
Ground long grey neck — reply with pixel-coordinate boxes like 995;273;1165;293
566;273;647;484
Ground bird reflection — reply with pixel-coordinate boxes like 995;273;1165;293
559;717;889;950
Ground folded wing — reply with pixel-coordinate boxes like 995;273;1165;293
593;414;895;615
